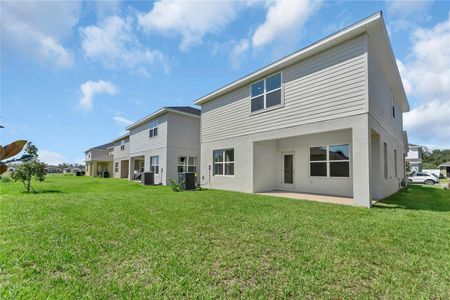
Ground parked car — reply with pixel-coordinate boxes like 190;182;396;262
408;172;438;185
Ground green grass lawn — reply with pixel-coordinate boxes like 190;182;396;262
1;176;449;298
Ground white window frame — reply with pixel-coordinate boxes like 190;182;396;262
177;156;198;174
150;155;159;174
309;144;351;178
149;119;158;138
250;72;284;114
213;149;234;176
114;162;119;173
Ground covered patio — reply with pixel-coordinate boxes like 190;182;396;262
85;161;113;177
257;190;354;206
129;156;145;180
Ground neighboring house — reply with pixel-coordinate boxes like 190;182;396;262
125;106;200;184
439;162;450;178
85;142;114;177
194;12;409;208
45;165;61;173
112;133;130;179
406;144;423;173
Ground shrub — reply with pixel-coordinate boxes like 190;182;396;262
169;179;184;192
1;176;12;183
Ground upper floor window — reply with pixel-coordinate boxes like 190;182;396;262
120;139;127;150
250;73;282;113
149;120;158;138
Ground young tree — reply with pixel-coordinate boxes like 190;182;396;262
10;142;47;192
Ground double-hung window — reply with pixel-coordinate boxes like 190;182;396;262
213;149;234;176
178;156;198;174
114;162;119;172
250;73;282;113
120;139;126;151
150;155;159;174
310;144;350;177
149;120;158;138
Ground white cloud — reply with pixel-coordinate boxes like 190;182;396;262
229;39;250;70
95;0;121;17
404;101;450;147
0;1;80;68
386;0;432;18
400;13;450;148
385;0;433;32
138;0;240;51
252;0;321;48
39;150;66;165
113;116;133;127
81;16;168;76
79;80;118;111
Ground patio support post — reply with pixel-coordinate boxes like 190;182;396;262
352;115;372;207
128;157;134;181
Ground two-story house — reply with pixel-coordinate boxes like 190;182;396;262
85;142;114;177
194;12;409;208
112;133;130;179
405;144;423;173
126;106;201;184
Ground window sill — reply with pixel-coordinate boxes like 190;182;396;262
213;175;235;178
309;176;351;180
249;103;284;116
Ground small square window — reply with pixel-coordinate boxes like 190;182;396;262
250;73;283;113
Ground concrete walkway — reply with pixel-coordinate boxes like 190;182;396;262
256;190;354;206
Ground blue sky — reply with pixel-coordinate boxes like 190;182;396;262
1;0;449;165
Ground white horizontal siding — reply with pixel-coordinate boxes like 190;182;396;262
166;113;200;150
129;115;167;154
86;149;112;161
368;45;403;143
113;138;130;159
201;35;368;143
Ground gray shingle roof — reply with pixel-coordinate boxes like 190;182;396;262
86;142;113;152
165;106;200;116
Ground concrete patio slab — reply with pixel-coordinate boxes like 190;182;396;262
256;190;354;206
